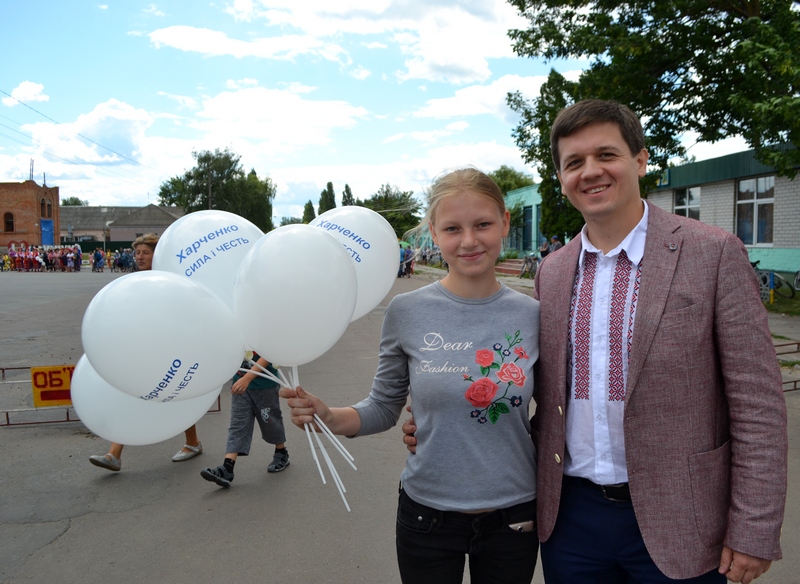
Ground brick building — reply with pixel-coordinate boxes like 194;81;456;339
648;149;799;272
0;180;60;251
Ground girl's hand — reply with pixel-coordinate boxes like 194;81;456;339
279;386;331;430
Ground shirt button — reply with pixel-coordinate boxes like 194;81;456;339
554;454;562;464
596;414;602;420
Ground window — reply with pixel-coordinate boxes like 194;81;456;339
41;198;47;216
736;176;774;245
674;187;700;220
4;212;14;232
47;200;52;218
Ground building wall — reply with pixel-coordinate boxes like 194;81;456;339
0;181;60;250
650;173;799;273
775;175;800;248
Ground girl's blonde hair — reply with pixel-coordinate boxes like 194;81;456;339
405;168;506;244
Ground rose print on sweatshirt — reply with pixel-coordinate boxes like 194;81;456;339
464;330;528;424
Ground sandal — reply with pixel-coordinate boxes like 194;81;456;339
171;442;203;462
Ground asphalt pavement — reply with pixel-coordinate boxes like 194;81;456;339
1;266;799;584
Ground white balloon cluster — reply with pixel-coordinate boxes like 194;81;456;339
73;208;400;449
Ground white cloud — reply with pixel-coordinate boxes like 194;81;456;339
2;81;50;107
157;91;199;109
412;74;549;123
24;99;152;165
384;120;470;145
279;81;317;94
679;133;750;162
151;1;528;84
187;87;369;155
98;4;108;10
226;78;259;89
144;4;166;17
269;138;537;219
148;26;349;64
226;0;255;21
349;66;371;80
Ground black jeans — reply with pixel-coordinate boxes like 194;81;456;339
395;488;538;584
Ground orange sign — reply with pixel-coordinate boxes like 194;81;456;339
31;365;75;407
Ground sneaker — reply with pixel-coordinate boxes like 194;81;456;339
268;450;290;473
89;453;121;472
200;465;233;488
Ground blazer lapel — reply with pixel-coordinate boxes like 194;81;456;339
625;204;683;401
542;240;581;400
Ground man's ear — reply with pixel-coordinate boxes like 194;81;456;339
636;149;649;177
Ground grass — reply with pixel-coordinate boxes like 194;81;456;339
763;292;800;317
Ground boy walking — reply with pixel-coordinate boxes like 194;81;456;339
201;353;289;488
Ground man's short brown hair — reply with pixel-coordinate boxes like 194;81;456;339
550;99;646;171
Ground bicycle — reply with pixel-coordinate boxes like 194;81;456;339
751;261;795;299
794;270;800;293
518;253;537;279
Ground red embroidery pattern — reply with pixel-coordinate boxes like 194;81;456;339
608;251;632;401
627;260;642;364
567;262;581;382
572;252;596;400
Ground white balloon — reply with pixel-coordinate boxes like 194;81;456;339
233;225;357;366
152;210;264;309
71;355;221;446
82;271;244;402
312;207;400;321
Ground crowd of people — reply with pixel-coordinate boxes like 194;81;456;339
2;245;84;272
90;248;137;272
0;246;141;273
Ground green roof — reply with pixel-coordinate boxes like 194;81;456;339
653;149;779;191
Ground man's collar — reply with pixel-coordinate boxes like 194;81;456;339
579;200;648;266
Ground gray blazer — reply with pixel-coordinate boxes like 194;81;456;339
533;202;787;579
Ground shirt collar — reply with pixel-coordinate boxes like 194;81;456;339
579;199;648;267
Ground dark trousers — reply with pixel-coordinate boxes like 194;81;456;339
540;476;725;584
395;488;538;584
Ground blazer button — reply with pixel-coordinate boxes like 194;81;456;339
554;454;562;464
558;406;563;416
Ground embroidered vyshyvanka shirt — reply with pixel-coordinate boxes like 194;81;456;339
564;202;648;485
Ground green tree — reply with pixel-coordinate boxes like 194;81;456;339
359;184;421;238
157;148;276;231
318;182;337;215
60;196;89;206
508;69;584;240
302;200;316;224
341;184;355;206
280;217;303;226
488;165;535;196
508;0;800;177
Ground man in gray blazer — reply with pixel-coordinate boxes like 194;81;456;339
533;99;787;583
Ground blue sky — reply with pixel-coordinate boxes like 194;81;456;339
1;1;747;222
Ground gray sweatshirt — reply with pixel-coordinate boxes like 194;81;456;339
353;281;539;512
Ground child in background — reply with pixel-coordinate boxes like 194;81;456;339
200;352;289;488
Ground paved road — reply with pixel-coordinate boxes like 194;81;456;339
1;268;798;583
